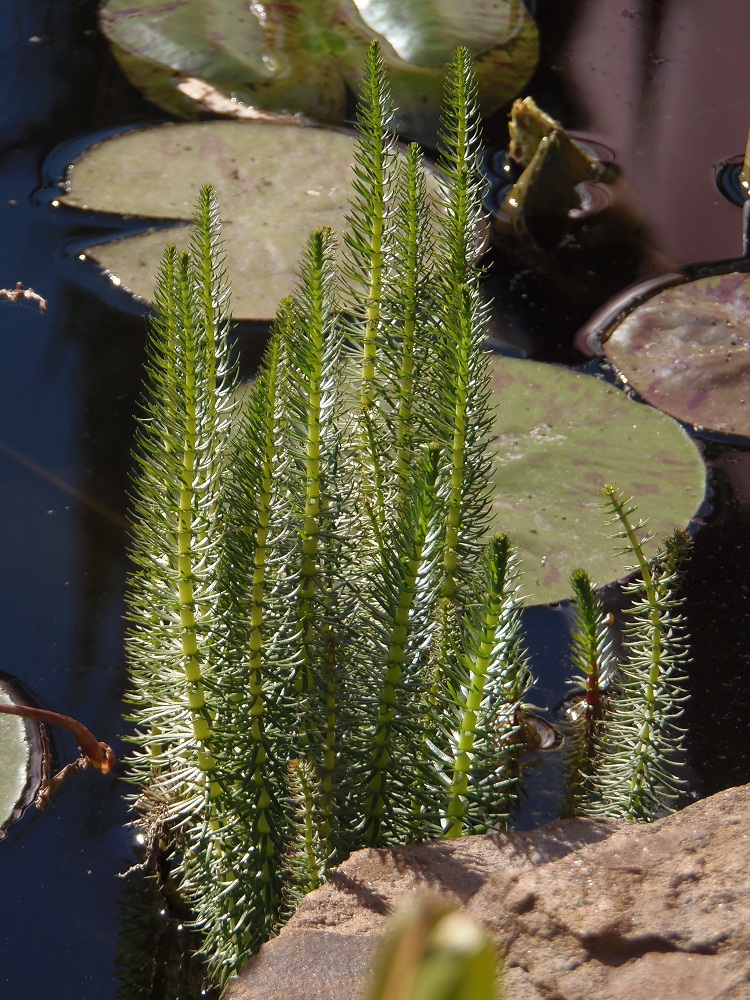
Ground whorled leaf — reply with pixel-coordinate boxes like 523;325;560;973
98;0;538;144
486;355;705;605
601;271;750;438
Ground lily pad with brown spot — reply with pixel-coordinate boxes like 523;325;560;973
486;355;705;605
601;271;750;438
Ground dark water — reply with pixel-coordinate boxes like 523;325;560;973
1;1;749;997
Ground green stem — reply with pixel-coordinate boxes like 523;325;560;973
318;630;338;859
358;47;388;412
174;256;218;800
395;144;422;491
190;186;221;399
444;534;509;837
294;233;329;741
360;207;384;411
361;405;389;544
363;555;422;846
245;337;283;863
601;485;664;810
442;287;473;597
364;447;440;845
289;758;323;893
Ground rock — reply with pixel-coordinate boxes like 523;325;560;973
225;785;750;1000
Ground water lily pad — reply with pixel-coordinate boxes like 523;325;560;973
60;120;379;320
98;0;538;145
0;679;44;837
487;355;705;605
600;272;750;438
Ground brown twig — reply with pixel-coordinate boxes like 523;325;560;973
0;702;114;772
36;757;90;811
0;282;47;312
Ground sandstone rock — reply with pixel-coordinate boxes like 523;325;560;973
225;785;750;1000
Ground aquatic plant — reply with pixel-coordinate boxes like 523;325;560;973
124;44;692;984
125;45;535;983
559;566;614;819
562;488;691;821
98;0;538;143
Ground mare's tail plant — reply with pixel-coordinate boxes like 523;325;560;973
124;43;691;988
442;533;531;837
125;187;261;976
125;44;532;984
560;567;615;818
563;486;691;821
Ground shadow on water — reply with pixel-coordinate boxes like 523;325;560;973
1;0;750;995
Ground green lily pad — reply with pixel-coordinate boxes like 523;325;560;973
0;679;43;837
600;272;750;438
487;355;706;605
98;0;538;145
60;120;389;321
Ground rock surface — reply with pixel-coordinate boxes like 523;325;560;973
225;785;750;1000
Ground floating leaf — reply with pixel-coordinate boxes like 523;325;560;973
98;0;538;144
600;271;750;438
0;678;44;838
233;354;705;605
60;120;401;320
487;355;705;605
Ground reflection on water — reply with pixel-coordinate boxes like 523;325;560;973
116;868;220;1000
1;1;749;997
683;446;750;794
